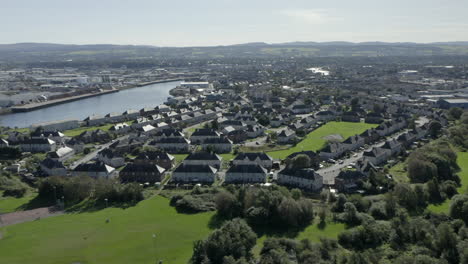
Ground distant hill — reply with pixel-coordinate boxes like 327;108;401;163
1;41;468;63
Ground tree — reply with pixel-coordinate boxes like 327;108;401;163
288;154;312;169
215;191;240;219
450;195;468;224
448;107;463;120
435;223;459;264
428;121;442;138
407;153;438;183
190;218;257;264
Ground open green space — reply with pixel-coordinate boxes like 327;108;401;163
63;124;114;137
0;192;37;213
0;197;214;264
428;152;468;213
267;122;378;159
252;220;346;257
388;161;409;183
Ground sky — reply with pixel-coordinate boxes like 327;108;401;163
1;0;467;47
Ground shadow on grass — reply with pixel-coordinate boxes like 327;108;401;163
17;196;50;211
208;213;230;229
317;220;327;230
65;199;141;213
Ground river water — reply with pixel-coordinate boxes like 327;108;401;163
0;81;181;128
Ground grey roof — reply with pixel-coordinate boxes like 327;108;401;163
227;164;267;174
185;152;222;161
279;168;320;180
173;164;217;173
234;152;273;161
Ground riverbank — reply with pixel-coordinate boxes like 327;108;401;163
0;81;180;128
119;78;184;90
11;89;119;113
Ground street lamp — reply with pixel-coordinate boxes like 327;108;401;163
104;198;108;208
61;196;65;209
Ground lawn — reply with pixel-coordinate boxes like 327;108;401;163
63;124;114;137
267;122;378;159
0;197;214;264
0;192;37;213
252;220;346;257
388;161;409;183
172;154;188;163
428;152;468;214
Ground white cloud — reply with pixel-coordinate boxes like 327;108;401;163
279;9;336;24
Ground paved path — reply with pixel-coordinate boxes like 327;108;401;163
0;207;63;227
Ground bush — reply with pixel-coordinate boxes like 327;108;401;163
3;186;27;198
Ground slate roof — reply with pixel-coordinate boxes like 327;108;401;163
234;152;273;161
173;164;217;173
226;164;267;174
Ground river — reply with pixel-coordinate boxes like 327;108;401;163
0;81;181;128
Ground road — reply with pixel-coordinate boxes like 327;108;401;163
69;135;128;170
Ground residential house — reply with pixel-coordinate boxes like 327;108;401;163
182;152;222;169
19;138;56;153
97;149;126;168
119;163;165;183
380;139;402;156
0;139;9;147
39;158;67;177
246;125;265;138
315;111;335;121
342;135;365;152
31;130;65;144
172;164;217;183
109;123;131;134
363;147;389;165
335;170;366;193
277;168;323;191
201;137;233;153
277;129;296;144
225;164;267;184
233;152;273;170
72;161;117;179
341;112;360;122
355;159;377;176
190;129;222;144
47;146;74;161
291;104;312;114
84;114;107;126
150;137;190;153
134;151;175;169
319;142;345;160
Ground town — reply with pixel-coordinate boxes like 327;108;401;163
1;51;468;264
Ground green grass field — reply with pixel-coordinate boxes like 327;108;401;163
252;220;346;257
63;124;114;137
428;152;468;214
267;122;377;159
0;192;36;213
0;197;214;264
388;161;409;183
